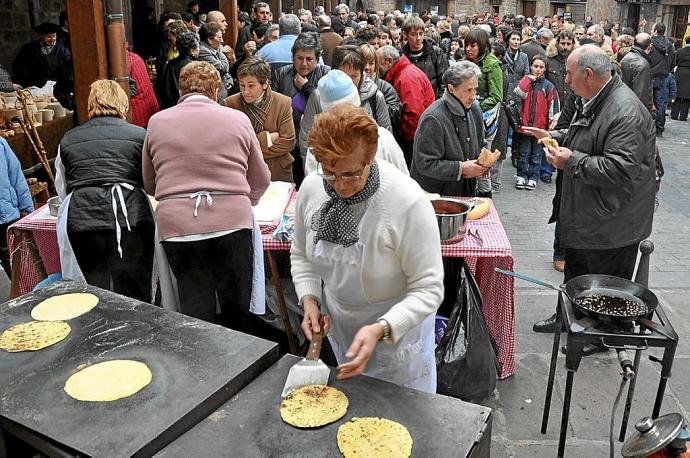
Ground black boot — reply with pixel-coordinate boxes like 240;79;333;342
533;313;562;333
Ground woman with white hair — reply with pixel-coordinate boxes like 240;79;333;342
411;61;491;196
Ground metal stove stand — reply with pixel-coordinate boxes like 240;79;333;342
541;291;678;457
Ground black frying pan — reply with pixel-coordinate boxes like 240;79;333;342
563;274;658;324
495;269;658;324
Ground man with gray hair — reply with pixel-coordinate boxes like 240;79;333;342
586;24;615;62
520;28;553;62
620;33;654;112
376;45;435;165
257;14;301;64
318;15;342;66
411;61;491;196
335;3;359;33
235;2;272;60
526;45;656;342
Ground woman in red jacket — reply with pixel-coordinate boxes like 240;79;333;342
514;55;560;190
126;47;158;128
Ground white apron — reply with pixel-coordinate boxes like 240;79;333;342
312;239;437;393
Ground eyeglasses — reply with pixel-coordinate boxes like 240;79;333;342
317;162;368;182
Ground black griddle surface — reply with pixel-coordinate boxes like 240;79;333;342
157;354;492;457
0;281;279;457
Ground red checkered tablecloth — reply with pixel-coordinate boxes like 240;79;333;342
265;194;516;379
8;205;60;296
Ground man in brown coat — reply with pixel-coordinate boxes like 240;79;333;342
318;15;342;67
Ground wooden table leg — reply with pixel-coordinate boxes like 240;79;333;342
267;251;298;354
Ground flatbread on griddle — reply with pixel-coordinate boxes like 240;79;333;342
279;384;348;428
0;320;71;352
31;293;99;321
64;360;153;402
337;417;413;458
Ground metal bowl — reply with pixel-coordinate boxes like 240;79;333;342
431;199;471;244
47;196;62;216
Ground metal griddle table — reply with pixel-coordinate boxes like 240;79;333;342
157;354;493;457
0;281;279;457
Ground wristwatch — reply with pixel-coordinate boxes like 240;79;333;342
377;319;391;342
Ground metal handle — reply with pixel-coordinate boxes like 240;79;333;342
494;268;561;292
600;338;648;351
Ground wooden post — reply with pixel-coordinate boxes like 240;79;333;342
220;0;240;49
66;0;108;124
294;0;304;13
269;0;283;16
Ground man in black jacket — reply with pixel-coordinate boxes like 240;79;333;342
400;16;448;98
649;22;676;135
526;46;656;350
620;33;654;112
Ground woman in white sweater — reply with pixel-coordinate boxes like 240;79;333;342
290;104;443;393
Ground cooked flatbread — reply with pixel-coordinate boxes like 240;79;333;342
542;138;559;150
337;417;413;458
31;293;99;321
279;384;348;428
477;147;501;167
0;320;70;352
64;360;153;402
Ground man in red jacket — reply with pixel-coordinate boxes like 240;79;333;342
376;45;435;166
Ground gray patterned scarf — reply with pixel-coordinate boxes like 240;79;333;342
312;161;380;247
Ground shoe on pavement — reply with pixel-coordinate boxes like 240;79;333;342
553;260;565;272
540;175;552;184
533;313;564;333
516;177;526;189
526;179;537;190
561;343;610;357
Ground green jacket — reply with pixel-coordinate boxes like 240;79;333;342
476;52;504;112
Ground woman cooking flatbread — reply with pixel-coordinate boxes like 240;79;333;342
290;104;443;393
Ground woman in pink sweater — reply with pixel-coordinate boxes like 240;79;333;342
143;61;271;325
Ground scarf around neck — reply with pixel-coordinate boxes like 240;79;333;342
312;161;380;247
241;86;273;134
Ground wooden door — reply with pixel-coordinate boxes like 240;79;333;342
673;6;689;42
522;0;536;19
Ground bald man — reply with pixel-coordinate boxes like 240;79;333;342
206;11;235;63
525;46;656;345
620;33;654;112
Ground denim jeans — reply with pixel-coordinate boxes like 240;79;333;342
517;136;542;181
653;77;670;133
540;147;553;178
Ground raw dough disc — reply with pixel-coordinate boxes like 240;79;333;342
64;360;153;402
337;417;413;458
279;384;348;428
31;293;99;321
0;320;71;352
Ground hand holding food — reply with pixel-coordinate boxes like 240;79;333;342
476;147;501;168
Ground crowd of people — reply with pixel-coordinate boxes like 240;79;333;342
0;1;684;388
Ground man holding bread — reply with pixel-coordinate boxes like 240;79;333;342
524;45;656;345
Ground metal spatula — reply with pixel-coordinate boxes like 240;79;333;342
281;326;330;398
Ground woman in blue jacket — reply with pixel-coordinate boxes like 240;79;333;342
0;138;34;276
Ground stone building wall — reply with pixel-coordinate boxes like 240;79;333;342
0;0;66;76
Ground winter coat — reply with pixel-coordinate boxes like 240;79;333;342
298;75;391;158
12;40;73;107
401;39;449;98
384;55;435;142
319;29;343;67
519;40;546;64
551;76;656;250
0;138;33;224
198;41;233;99
271;64;330;133
514;76;560;130
376;78;402;127
650;35;676;79
156;55;194;109
474;52;504;112
126;50;159;128
545;43;573;105
673;45;690;99
410;93;485;197
58;117;151;233
503;48;530;102
620;47;654;112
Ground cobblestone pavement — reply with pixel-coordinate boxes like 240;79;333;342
486;118;690;456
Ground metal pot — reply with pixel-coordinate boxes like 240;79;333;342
431;199;471;244
48;196;62;217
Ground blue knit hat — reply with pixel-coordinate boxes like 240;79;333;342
318;70;360;111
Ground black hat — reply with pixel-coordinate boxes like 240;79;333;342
34;22;61;35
